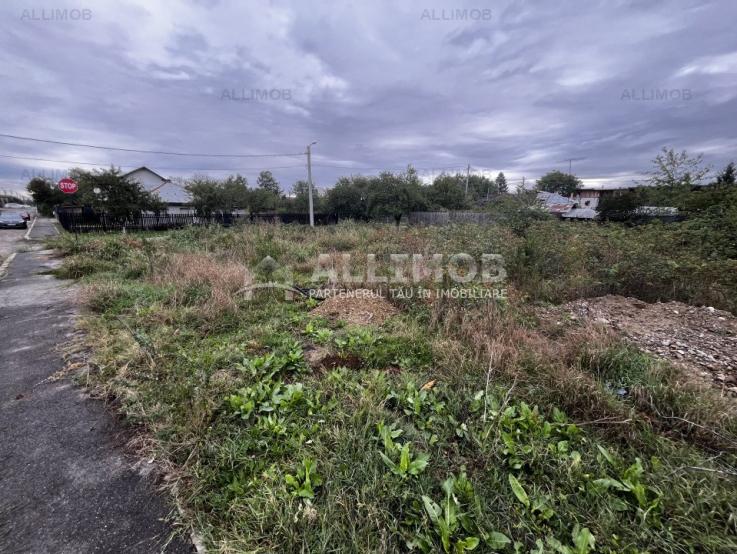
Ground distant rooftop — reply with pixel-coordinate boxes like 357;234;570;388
576;182;638;191
562;207;598;219
122;166;191;205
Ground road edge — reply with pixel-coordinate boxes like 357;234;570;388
24;216;38;240
0;252;16;280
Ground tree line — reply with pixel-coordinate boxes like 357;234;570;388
25;146;735;223
26;166;511;223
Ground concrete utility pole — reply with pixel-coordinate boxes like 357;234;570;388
306;141;317;227
464;164;470;197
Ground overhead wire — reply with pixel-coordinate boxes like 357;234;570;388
0;133;305;158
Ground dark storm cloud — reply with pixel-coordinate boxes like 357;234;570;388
0;0;735;195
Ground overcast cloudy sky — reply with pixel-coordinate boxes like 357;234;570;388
1;0;736;195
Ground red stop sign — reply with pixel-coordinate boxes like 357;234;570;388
58;177;78;194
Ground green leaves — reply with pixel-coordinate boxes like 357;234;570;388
508;474;530;508
420;490;477;553
486;532;511;550
303;321;334;344
285;458;323;500
593;451;663;521
596;444;616;467
545;525;596;554
497;402;582;471
572;526;595;554
416;472;508;553
508;474;555;522
237;342;308;380
376;421;429;478
386;381;447;437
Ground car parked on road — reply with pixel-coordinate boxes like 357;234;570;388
0;212;28;229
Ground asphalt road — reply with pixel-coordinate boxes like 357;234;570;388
0;209;32;261
0;219;192;553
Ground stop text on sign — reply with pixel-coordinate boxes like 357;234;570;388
58;178;78;194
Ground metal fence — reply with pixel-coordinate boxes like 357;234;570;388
406;211;493;225
56;211;337;233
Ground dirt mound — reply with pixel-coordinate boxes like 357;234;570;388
539;295;737;393
310;290;399;325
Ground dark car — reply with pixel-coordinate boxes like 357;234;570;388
0;212;28;229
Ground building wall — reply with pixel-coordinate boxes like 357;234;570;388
164;205;193;214
572;190;602;208
126;169;165;191
126;169;192;212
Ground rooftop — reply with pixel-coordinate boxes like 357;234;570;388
123;166;191;205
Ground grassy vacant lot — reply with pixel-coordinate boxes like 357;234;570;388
53;220;737;553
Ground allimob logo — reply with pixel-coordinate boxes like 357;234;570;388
236;255;305;300
620;88;692;101
20;8;92;21
236;253;508;301
221;88;293;103
420;8;492;21
310;253;506;284
21;168;67;181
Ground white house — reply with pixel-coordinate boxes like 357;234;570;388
570;183;635;210
122;166;192;213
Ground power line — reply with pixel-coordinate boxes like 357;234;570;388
0;133;304;158
312;163;466;171
0;153;465;173
0;154;305;171
0;151;645;182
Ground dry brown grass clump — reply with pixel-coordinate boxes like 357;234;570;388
310;290;399;325
154;252;250;316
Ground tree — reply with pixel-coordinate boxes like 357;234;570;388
291;180;323;213
426;173;469;210
597;191;642;221
63;167;164;218
257;170;281;195
466;174;496;202
645;147;710;187
716;162;736;186
325;176;370;220
495;172;508;194
26;177;67;216
366;166;426;225
186;177;226;216
536;171;581;197
221;174;250;209
249;188;279;213
486;189;550;236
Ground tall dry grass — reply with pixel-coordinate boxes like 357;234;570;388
153;252;251;317
428;293;737;451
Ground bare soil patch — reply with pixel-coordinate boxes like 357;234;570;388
318;353;364;370
539;295;737;393
310;290;399;325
